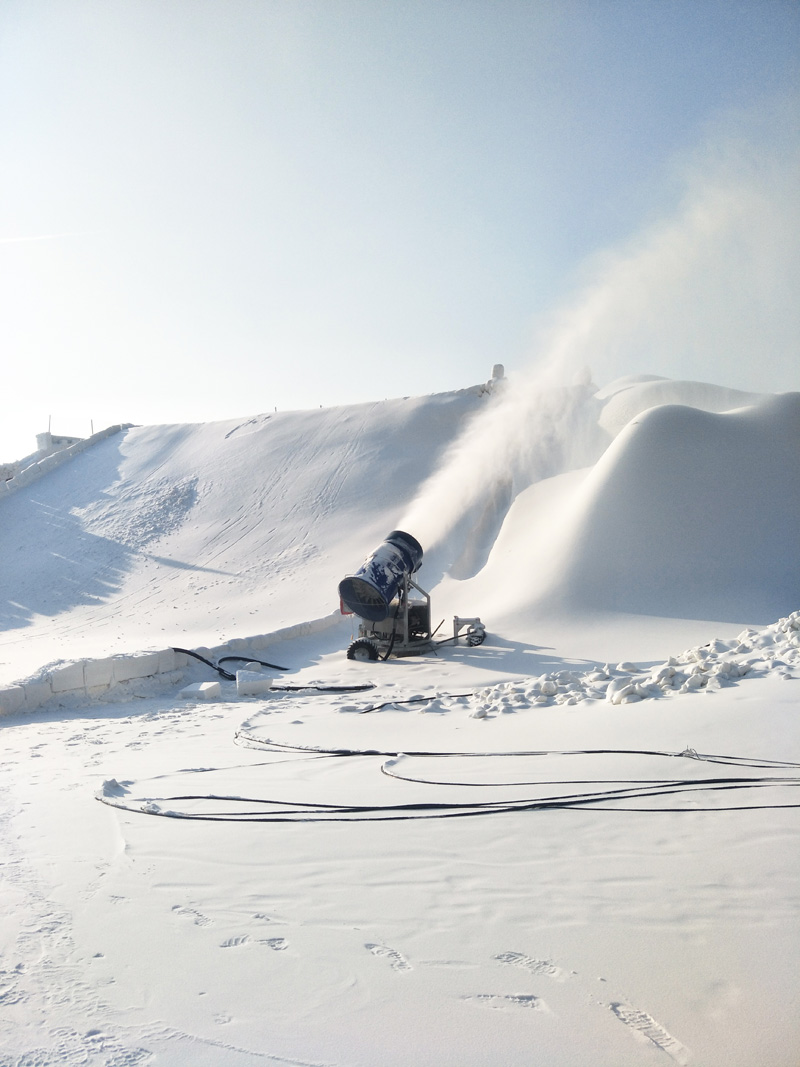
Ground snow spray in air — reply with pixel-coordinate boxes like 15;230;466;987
399;102;800;579
397;360;606;581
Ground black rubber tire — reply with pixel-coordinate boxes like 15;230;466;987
466;627;486;647
347;639;380;662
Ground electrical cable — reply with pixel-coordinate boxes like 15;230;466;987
172;647;238;680
271;683;376;693
379;757;800;788
99;777;800;822
97;743;800;823
360;692;474;714
171;647;372;692
233;735;800;766
218;655;289;671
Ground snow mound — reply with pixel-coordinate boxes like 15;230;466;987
597;376;767;437
551;392;800;622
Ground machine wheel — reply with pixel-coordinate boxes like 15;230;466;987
347;639;379;662
466;626;486;647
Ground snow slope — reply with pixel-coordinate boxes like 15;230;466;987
0;390;484;685
1;374;798;1067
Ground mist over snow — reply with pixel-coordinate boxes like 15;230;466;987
534;97;800;393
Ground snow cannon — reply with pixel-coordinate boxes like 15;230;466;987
339;529;486;661
338;529;423;622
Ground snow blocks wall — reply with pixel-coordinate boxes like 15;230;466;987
0;649;188;717
0;611;342;717
0;423;133;498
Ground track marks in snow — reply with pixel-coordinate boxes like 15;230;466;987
182;913;695;1065
475;993;546;1012
611;1002;690;1064
7;1027;153;1067
220;935;250;949
260;937;289;951
364;942;413;972
494;950;572;981
219;934;289;952
463;992;547;1011
173;903;291;954
458;948;568;1021
490;951;692;1064
0;963;27;1005
171;903;214;927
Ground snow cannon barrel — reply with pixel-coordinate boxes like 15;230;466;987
338;530;423;622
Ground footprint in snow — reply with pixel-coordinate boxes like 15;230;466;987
220;935;250;949
494;950;572;981
610;1002;690;1065
365;943;412;972
172;904;214;928
463;993;547;1012
258;937;289;951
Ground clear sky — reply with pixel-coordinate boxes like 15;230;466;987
1;0;798;461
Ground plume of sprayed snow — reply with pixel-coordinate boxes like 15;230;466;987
400;99;800;568
398;361;605;557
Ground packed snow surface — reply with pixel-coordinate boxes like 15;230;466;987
1;374;798;1066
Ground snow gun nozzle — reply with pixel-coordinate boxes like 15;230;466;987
337;530;423;622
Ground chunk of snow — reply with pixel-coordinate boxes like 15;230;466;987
179;681;222;700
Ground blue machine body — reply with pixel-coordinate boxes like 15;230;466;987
338;530;423;622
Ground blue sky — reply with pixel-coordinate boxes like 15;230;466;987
1;0;798;460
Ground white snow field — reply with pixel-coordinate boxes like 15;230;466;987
1;374;799;1067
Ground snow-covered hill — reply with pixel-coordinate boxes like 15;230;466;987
1;373;798;1067
2;374;798;684
0;389;485;684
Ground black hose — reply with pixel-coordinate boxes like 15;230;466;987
172;648;289;679
271;683;376;693
360;692;474;714
173;647;371;692
172;647;237;681
98;741;800;823
218;655;289;671
100;777;800;823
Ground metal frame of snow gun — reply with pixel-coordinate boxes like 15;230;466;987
345;572;486;662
